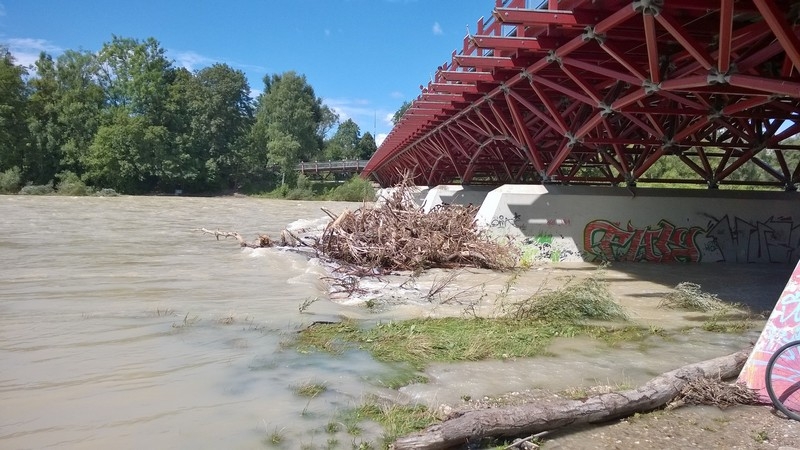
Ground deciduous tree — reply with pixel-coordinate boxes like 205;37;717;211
251;71;326;183
0;47;29;173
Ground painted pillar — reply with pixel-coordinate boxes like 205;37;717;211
738;259;800;410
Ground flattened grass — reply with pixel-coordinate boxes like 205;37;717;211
296;317;644;370
296;267;640;371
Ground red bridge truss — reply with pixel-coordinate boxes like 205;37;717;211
363;0;800;189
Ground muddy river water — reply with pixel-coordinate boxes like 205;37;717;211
0;195;792;449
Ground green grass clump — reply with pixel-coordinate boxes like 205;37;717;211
343;401;436;445
659;282;727;312
292;381;328;398
701;309;753;333
508;271;628;322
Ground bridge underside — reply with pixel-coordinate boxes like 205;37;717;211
364;0;800;189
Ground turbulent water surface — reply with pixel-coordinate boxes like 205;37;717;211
0;195;785;449
0;195;395;449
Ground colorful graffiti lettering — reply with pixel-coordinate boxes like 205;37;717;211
584;219;704;262
738;260;800;407
584;216;800;263
522;232;584;262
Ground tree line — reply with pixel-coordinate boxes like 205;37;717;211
0;36;378;195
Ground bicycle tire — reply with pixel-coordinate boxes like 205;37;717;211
765;339;800;421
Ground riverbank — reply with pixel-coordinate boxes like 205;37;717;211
299;261;798;448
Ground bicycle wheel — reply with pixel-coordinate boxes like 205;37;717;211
766;340;800;421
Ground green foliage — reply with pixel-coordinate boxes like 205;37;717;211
55;170;90;196
0;166;22;193
97;36;172;121
284;173;316;200
391;101;411;125
325;118;361;160
251;71;326;177
84;112;166;193
327;176;375;202
358;132;378;159
0;47;29;173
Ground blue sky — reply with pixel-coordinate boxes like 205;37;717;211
1;0;495;145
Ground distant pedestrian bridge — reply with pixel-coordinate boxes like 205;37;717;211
295;160;369;179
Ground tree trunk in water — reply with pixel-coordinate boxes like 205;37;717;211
393;348;751;450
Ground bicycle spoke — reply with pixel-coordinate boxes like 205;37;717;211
766;341;800;421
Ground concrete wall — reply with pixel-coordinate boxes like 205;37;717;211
475;185;800;263
422;185;495;213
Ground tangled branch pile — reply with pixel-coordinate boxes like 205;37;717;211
669;377;757;409
315;186;517;272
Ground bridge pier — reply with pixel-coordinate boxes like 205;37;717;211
471;185;800;264
421;185;495;213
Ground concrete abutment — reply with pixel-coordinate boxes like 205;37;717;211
420;184;800;264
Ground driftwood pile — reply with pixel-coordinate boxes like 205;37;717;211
668;376;757;409
315;187;517;272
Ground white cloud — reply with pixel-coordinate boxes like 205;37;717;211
432;22;443;35
6;38;63;67
376;133;388;146
172;50;216;72
324;97;395;138
390;91;404;99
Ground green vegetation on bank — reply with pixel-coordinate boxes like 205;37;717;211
293;269;757;448
296;269;643;371
257;174;376;202
1;39;381;196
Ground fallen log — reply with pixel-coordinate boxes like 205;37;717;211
393;347;751;450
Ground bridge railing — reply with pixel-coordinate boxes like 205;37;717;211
295;160;370;173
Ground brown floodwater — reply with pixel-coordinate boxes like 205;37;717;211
0;195;791;449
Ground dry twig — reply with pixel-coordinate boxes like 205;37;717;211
195;228;274;248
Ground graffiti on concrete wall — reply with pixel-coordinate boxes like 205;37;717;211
584;219;704;262
738;260;800;406
490;212;524;230
584;215;800;263
705;215;800;263
521;232;583;262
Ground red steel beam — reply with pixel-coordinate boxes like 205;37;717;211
470;35;550;52
753;0;800;73
493;8;593;27
453;55;517;69
438;70;497;83
718;0;734;74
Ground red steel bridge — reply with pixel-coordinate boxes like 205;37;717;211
363;0;800;189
